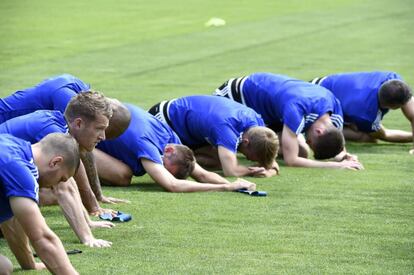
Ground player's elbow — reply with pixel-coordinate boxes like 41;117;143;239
190;169;206;182
159;180;182;193
117;174;132;187
117;168;133;186
164;185;180;193
223;168;244;177
284;156;299;167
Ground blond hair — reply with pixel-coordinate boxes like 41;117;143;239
246;126;279;169
64;91;112;123
169;144;196;179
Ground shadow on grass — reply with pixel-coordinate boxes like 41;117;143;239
105;182;166;193
133;183;165;192
346;142;410;154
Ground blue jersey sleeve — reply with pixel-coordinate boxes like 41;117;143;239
0;161;39;203
0;111;68;144
283;103;306;135
168;131;182;145
34;123;67;142
51;87;80;114
211;123;241;153
135;138;163;165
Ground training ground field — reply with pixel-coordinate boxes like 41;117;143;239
0;0;413;274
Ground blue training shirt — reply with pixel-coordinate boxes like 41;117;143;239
96;104;181;176
0;134;39;223
167;95;265;153
0;110;68;143
0;74;89;123
317;71;402;132
240;73;343;135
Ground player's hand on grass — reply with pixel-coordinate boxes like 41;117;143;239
334;151;358;162
232;178;256;191
263;168;279;177
345;153;358;161
344;153;358;161
100;196;130;204
89;207;117;217
251;168;278;177
338;159;364;170
83;238;112;248
247;166;266;177
89;220;115;229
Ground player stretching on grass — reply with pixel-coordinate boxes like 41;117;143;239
311;71;414;154
149;95;280;177
214;72;362;170
94;103;256;192
0;92;124;248
0;74;89;123
0;133;79;274
0;74;131;205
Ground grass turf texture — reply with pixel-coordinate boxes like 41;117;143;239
0;0;413;273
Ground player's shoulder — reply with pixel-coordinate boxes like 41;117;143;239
0;135;30;164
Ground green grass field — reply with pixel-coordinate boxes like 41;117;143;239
1;0;413;274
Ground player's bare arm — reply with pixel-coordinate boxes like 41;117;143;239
142;158;255;192
6;197;78;274
282;125;363;170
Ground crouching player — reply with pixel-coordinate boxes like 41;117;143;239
0;133;79;274
94;103;256;192
149;95;280;177
311;71;414;153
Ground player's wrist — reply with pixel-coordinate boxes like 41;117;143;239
224;183;233;191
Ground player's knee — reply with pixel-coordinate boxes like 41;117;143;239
118;174;132;187
117;167;133;186
0;255;13;275
359;134;378;143
100;173;132;187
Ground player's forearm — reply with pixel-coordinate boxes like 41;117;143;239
194;170;230;184
74;161;101;213
284;155;338;169
379;129;412;142
10;245;36;270
222;164;253;177
1;222;37;269
78;188;100;214
77;182;101;215
80;151;103;200
165;179;231;192
31;233;78;274
54;183;94;244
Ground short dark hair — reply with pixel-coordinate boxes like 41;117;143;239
39;133;81;173
170;145;196;179
312;128;345;160
378;80;412;107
